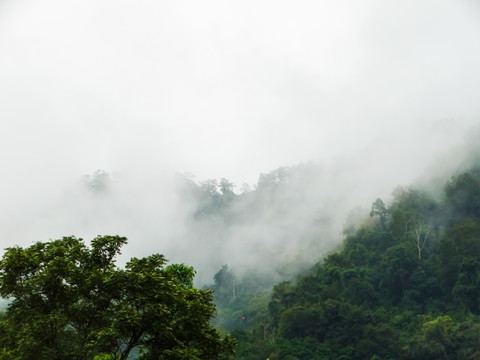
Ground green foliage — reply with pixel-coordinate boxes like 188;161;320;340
370;198;390;230
221;165;480;360
0;236;235;360
94;354;120;360
165;263;196;289
213;265;236;306
4;162;480;359
278;305;325;340
445;172;480;223
410;315;456;359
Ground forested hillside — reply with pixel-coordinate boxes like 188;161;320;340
1;150;480;359
211;162;480;360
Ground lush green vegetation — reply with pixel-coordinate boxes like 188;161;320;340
0;236;235;360
2;160;480;359
211;165;480;360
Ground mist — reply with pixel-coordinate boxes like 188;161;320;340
1;1;480;283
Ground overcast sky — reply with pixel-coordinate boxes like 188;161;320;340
1;1;480;272
1;0;480;186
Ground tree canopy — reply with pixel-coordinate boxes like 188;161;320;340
209;165;480;360
0;235;235;360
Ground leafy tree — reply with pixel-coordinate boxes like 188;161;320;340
369;198;390;230
405;217;431;260
444;173;480;223
278;305;325;340
452;257;480;314
410;315;456;360
165;263;196;289
0;236;235;360
439;218;480;295
213;265;236;305
454;315;480;359
389;187;437;232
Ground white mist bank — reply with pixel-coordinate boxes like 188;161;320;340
0;125;478;284
1;1;480;283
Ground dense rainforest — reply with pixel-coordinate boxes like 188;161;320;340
208;163;480;360
1;154;480;359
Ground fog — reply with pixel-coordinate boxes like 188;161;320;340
0;1;479;283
